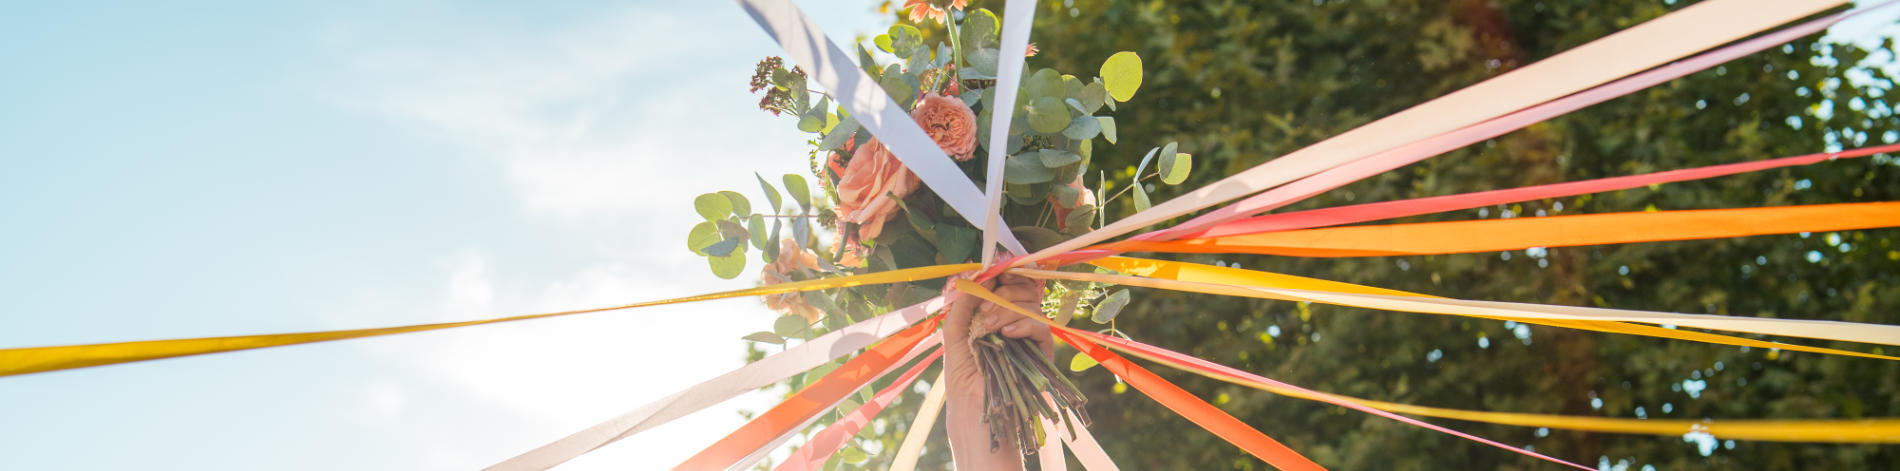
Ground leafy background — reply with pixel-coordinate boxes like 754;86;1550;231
798;1;1900;470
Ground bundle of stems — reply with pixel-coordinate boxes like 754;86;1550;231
972;333;1091;455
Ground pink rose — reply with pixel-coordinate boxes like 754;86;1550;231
910;93;978;160
760;238;826;321
1050;176;1097;231
834;138;921;242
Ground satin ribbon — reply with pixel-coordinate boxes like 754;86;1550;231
1059;409;1121;471
888;372;947;471
1181;143;1900;239
727;335;942;471
1013;0;1845;267
486;295;953;471
1013;268;1900;347
980;0;1038;265
960;279;1587;469
1110;202;1900;258
1072;258;1897;360
775;349;943;471
956;280;1325;469
734;0;1025;255
1064;328;1900;445
1;264;975;378
675;321;943;470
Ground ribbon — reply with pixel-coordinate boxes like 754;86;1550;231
888;372;948;471
734;0;1025;255
1013;268;1900;347
1073;257;1897;360
980;0;1038;265
674;317;943;470
1059;410;1121;471
727;335;941;471
1065;328;1900;444
1110;202;1900;258
1182;143;1900;239
486;295;953;471
1;263;975;378
776;350;943;471
1013;0;1846;267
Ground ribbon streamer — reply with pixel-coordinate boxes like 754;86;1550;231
675;317;943;470
734;0;1025;255
1112;202;1900;258
487;295;953;471
1015;0;1845;266
775;350;943;471
1059;410;1121;471
727;336;942;471
1015;268;1900;347
1077;257;1896;360
1;263;974;378
888;372;948;471
980;0;1038;265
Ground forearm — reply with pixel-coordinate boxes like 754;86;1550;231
946;393;1023;470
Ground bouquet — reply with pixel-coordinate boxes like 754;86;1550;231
684;2;1196;459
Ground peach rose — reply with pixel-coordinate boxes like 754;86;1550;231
834;138;921;242
910;93;978;160
1049;176;1097;231
761;238;826;322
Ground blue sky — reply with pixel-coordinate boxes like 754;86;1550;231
2;2;1896;470
1;1;888;469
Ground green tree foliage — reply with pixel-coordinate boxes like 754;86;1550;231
815;1;1899;469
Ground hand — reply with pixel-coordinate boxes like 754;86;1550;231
942;273;1051;470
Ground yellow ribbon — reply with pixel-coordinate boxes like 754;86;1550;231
1049;257;1897;360
0;263;978;377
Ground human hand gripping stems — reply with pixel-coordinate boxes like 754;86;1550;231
943;273;1053;470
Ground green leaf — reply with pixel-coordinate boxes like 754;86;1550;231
1093;289;1131;323
793;214;812;249
1100;51;1144;102
693;193;731;221
1063;204;1097;234
1024;68;1063;99
1004;152;1056;184
708;251;746;279
773;314;813;339
783;174;812;210
719;191;751;216
1061;114;1101;140
1070;352;1100;372
1158;142;1179;172
797;97;830;132
756;173;783;214
1135;146;1159;178
818;116;859;151
1026;96;1071;134
839;446;869;464
748;214;768;250
935;224;979;264
1038;149;1082;168
703;238;742;257
742;331;786;345
1161;152;1193;185
1132;186;1151;211
880;73;915;109
1080;80;1108;113
1098;117;1118;144
960;8;1000;51
1012;226;1068;252
873;34;894;53
888;24;923;53
966;48;999;79
687;221;719;255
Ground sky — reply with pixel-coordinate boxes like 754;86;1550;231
1;2;1895;471
0;1;890;469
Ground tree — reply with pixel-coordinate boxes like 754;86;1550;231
809;1;1899;469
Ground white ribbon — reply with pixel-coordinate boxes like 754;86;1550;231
727;336;942;471
486;295;951;471
735;0;1026;256
980;0;1038;264
888;372;948;471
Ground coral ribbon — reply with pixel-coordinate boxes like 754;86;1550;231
674;316;943;470
776;350;943;471
1073;258;1897;360
1109;202;1900;258
0;263;975;378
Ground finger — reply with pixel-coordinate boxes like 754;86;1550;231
997;316;1046;340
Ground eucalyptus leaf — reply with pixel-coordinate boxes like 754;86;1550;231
747;214;768;249
1011;226;1068;252
1063;204;1097;234
687;221;719;255
1003;152;1056;184
1069;352;1099;372
935;224;978;264
818;116;859;151
880;73;916;109
783;174;812;210
888;24;923;53
1061;114;1101;140
693;193;731;221
966;48;999;79
1024;68;1062;99
1132;186;1151;211
1037;149;1082;168
719;191;750;216
840;446;869;464
703;238;742;257
960;8;999;51
1080;80;1108;113
1100;51;1143;102
793;214;812;248
708;251;746;279
1026;96;1071;134
742;331;786;345
756;173;783;214
1161;153;1193;185
1098;116;1118;144
773;314;813;339
1093;288;1131;323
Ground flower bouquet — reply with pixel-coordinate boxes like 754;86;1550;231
685;2;1196;458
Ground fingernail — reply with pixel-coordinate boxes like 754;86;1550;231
982;313;998;328
1005;324;1021;335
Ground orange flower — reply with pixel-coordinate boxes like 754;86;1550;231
903;0;967;24
760;238;826;321
910;93;979;160
1049;176;1097;231
834;138;922;242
